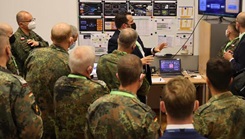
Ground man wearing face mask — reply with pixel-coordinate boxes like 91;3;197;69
108;12;167;103
24;23;71;139
11;10;49;76
224;12;245;74
68;25;79;51
217;21;239;57
0;29;43;139
0;23;19;75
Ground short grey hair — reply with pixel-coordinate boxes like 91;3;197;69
69;46;95;74
70;25;79;38
118;28;138;49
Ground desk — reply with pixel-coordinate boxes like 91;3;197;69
147;75;208;110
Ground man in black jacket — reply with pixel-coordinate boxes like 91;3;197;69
108;12;166;87
224;12;245;74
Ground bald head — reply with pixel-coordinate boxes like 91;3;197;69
0;30;9;56
0;23;13;37
51;23;71;44
237;12;245;28
118;28;138;50
16;10;32;24
69;46;95;75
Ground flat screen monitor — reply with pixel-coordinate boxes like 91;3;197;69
198;0;242;18
104;18;117;31
153;1;177;16
129;2;152;16
104;2;127;16
79;18;103;31
79;2;102;16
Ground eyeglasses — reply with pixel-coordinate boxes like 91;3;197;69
21;18;36;22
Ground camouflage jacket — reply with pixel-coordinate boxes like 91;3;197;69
0;66;43;139
97;50;150;96
85;90;161;139
54;74;110;139
7;56;20;75
11;27;48;76
193;91;245;139
217;37;239;57
24;44;70;139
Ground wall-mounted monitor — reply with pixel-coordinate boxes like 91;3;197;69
153;1;177;16
104;18;117;31
129;1;152;16
198;0;242;18
79;18;103;31
79;2;102;16
104;2;127;16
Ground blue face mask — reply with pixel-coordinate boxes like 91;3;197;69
69;43;76;50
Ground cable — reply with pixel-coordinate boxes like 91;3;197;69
172;14;205;58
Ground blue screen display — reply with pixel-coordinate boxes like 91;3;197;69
198;0;241;18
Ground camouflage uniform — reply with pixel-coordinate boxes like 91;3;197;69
11;28;48;76
25;44;70;139
193;91;245;139
54;74;110;139
217;37;239;57
7;56;20;75
85;90;161;139
97;50;150;96
0;66;43;138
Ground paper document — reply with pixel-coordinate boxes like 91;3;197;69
152;77;165;83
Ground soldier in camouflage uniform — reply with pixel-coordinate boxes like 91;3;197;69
54;46;109;139
11;11;48;76
0;23;20;75
193;58;245;139
86;54;161;139
97;28;150;102
24;23;72;139
217;21;239;57
0;28;43;138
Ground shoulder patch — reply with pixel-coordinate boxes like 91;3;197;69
20;37;25;40
12;74;28;86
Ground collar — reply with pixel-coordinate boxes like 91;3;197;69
110;90;137;99
208;91;233;103
50;44;68;54
68;74;88;80
17;27;32;37
239;32;245;40
0;65;11;73
112;50;128;56
166;124;194;130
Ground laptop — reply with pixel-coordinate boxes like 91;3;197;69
159;59;183;77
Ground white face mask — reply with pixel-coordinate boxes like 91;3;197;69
225;29;229;37
28;21;36;30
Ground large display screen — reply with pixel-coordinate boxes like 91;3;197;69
198;0;241;18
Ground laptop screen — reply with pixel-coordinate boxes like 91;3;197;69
159;59;181;73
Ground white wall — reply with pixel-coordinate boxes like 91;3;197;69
0;0;244;54
0;0;78;44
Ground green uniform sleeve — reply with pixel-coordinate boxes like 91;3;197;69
13;84;43;139
144;113;161;139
